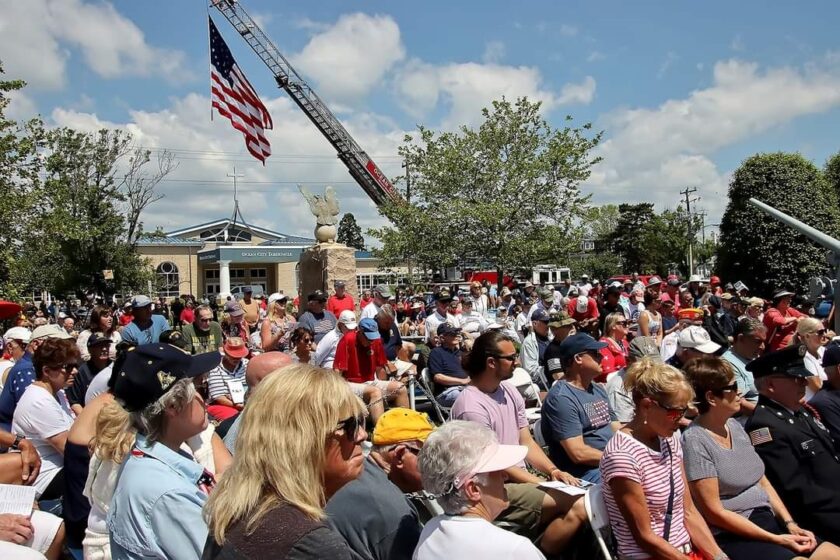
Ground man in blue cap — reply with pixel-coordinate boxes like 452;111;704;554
334;317;409;424
541;333;620;483
745;344;840;544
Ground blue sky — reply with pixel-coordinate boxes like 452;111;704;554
4;0;840;242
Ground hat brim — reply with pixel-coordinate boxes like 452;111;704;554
187;351;223;376
474;443;528;476
227;309;245;317
693;341;722;354
362;331;380;340
773;291;795;299
341;321;358;330
224;346;249;359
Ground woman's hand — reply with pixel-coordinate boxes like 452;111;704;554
18;439;41;485
773;532;815;554
0;514;33;545
785;523;817;551
550;469;581;486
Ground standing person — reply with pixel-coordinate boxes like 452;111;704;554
181;304;224;355
298;291;338;345
106;344;222;560
450;331;586;557
600;360;725;560
203;365;364;560
206;338;249;421
120;296;170;346
327;280;356;318
179;300;195;327
682;356;839;559
238;287;261;332
12;338;79;500
541;333;619;483
599;312;630;381
260;293;294;352
721;319;766;421
76;306;122;361
65;334;111;415
763;289;804;351
745;346;840;543
468;281;490;318
414;421;546;560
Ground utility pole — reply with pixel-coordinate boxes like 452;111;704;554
680;187;698;276
402;159;412;203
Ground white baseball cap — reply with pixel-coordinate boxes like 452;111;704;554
267;292;288;305
576;296;589;313
678;326;721;354
31;324;72;341
337;310;358;330
3;327;31;344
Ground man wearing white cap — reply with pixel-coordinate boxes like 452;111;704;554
361;284;391;320
666;325;722;370
415;421;545;559
1;327;30;386
312;310;357;369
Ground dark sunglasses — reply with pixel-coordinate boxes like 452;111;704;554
335;414;365;442
492;353;517;362
712;382;739;395
52;363;79;372
652;399;690;420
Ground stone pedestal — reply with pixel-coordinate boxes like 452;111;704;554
298;243;358;304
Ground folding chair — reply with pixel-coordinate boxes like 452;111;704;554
584;484;616;560
531;417;547;448
417;367;452;422
510;367;542;424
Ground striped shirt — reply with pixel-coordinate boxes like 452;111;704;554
207;359;249;402
600;430;690;559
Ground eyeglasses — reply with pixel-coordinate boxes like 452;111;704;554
578;350;603;362
816;329;827;337
492;353;517;362
616;321;629;326
712;382;739;395
335;414;365;442
198;317;212;322
51;363;78;372
652;399;690;420
298;338;313;345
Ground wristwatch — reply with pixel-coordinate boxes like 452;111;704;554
10;434;25;451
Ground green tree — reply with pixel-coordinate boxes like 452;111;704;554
824;151;840;208
370;97;602;286
336;212;365;250
609;203;656;272
717;152;840;297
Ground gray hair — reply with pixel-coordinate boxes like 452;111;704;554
129;378;197;443
195;304;213;316
376;304;395;320
418;420;496;515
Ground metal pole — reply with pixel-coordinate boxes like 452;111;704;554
747;197;840;333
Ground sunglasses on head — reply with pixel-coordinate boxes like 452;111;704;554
335;414;365;442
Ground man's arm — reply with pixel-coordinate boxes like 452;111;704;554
558;436;603;466
518;427;579;485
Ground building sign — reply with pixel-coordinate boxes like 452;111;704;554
239;250;295;258
198;247;303;264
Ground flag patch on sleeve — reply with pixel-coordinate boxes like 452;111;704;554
749;427;773;446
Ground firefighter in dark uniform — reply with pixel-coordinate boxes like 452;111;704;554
745;344;840;544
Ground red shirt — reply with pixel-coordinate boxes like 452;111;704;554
567;297;599;322
327;294;355;317
360;296;373;309
763;306;805;351
334;330;387;383
180;308;195;324
598;337;628;382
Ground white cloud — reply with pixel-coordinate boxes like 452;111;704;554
587;51;606;62
6;91;38;121
559;24;579;37
482;41;506;64
293;13;406;102
586;57;840;222
0;0;190;90
557;76;596;105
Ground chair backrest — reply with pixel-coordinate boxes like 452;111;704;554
509;366;533;389
532;417;547;447
584;484;615;560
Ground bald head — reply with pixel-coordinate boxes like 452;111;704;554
245;351;293;389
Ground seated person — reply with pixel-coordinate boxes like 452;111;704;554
519;309;551;389
376;305;416;374
606;337;662;424
541;333;620;483
683;356;839;559
0;428;40;485
427;324;468;407
811;342;840;447
334;318;409;424
542;310;577;383
326;408;430;560
601;359;724;560
206;337;249;421
312;311;357;370
0;510;65;560
12;338;79;500
414;421;544;559
65;333;112;415
451;332;586;558
107;344;221;560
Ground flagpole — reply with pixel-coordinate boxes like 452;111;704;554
207;3;213;122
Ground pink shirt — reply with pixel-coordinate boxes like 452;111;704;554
600;431;690;559
451;382;528;469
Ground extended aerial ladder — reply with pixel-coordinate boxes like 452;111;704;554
210;0;401;206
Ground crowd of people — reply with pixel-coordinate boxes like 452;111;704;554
0;271;839;560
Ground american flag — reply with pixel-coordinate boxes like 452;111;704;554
209;17;273;163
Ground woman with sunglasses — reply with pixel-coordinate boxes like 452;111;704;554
204;364;365;559
11;337;79;500
600;358;724;560
599;312;629;382
289;326;315;364
792;318;829;401
682;356;839;560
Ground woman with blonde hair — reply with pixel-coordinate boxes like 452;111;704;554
599;312;630;381
791;317;829;400
203;364;366;559
600;358;725;560
260;293;295;352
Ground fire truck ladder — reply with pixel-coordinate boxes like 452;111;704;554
211;0;402;207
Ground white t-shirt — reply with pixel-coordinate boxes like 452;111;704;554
12;385;74;496
313;328;342;369
804;348;826;402
360;301;380;321
85;364;113;405
413;515;545;560
424;311;456;344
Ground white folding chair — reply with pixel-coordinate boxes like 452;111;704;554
510;367;542;424
531;417;547;447
417;367;451;422
584;484;616;560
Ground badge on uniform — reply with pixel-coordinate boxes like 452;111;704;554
749;427;773;446
801;439;816;452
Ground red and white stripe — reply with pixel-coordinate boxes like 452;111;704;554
211;65;273;163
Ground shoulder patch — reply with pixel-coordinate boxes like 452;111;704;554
749;427;773;446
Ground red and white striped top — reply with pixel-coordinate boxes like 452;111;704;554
600;430;691;559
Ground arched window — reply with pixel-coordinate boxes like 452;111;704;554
156;261;180;297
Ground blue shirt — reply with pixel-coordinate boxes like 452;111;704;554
721;349;758;404
0;352;35;432
120;315;170;345
380;323;403;362
107;434;208;560
428;346;466;396
541;380;616;478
